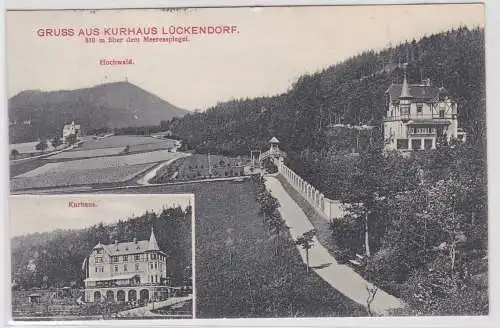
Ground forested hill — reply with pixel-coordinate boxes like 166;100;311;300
11;206;192;290
169;27;485;155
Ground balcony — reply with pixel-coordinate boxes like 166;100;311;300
407;131;437;138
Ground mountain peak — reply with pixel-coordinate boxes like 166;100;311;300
9;82;189;143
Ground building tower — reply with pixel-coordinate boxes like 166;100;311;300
399;68;412;123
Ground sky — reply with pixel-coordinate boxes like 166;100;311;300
9;194;193;237
6;4;484;110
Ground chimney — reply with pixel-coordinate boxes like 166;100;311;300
115;240;118;249
133;237;137;244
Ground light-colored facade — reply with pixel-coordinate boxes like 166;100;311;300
62;121;81;141
383;75;466;152
83;228;169;303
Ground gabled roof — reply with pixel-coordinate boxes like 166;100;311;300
386;84;446;101
100;240;150;256
92;228;163;256
269;137;279;144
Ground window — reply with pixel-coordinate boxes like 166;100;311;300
416;103;423;115
154;262;157;269
411;139;422;150
95;257;103;263
96;249;102;254
424;139;433;150
151;254;157;260
396;139;408;150
155;275;158;283
134;254;140;261
123;264;128;272
112;256;119;263
439;109;445;118
135;263;140;271
114;265;118;272
150;263;154;269
95;267;98;273
123;255;128;262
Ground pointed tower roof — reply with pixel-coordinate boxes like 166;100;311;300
269;137;279;144
400;69;413;99
147;227;160;251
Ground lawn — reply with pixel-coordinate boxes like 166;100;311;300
10;163;156;191
10;141;56;154
153;154;250;183
11;151;186;190
47;147;126;160
92;181;367;318
79;136;176;151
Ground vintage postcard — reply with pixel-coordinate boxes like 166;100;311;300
6;4;486;321
9;194;194;321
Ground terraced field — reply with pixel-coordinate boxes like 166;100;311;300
47;147;126;160
11;163;156;190
79;136;177;151
11;150;186;191
153;154;250;183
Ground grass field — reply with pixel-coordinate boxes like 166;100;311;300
47;147;126;160
10;150;186;190
10;141;56;154
91;181;366;318
10;163;156;191
154;154;250;183
79;136;177;151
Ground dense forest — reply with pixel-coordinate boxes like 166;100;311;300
11;205;192;290
167;27;484;157
327;140;488;315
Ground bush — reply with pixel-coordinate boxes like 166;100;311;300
329;216;363;255
333;248;352;264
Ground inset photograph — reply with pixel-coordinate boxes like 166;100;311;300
9;194;194;321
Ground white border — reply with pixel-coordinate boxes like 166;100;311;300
3;0;486;10
1;1;498;328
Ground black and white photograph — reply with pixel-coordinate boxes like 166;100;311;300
6;3;487;320
9;194;194;320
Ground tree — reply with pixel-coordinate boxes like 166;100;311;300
295;229;316;274
35;139;48;153
51;135;63;149
365;285;378;316
10;149;19;160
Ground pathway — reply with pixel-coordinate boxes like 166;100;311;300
136;152;191;185
115;295;192;318
265;176;404;315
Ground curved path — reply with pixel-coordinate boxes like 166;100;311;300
265;176;404;315
136;152;191;185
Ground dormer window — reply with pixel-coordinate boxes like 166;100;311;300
96;249;102;254
416;103;423;114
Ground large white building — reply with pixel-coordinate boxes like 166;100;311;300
62;121;81;141
383;74;466;151
83;228;169;303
